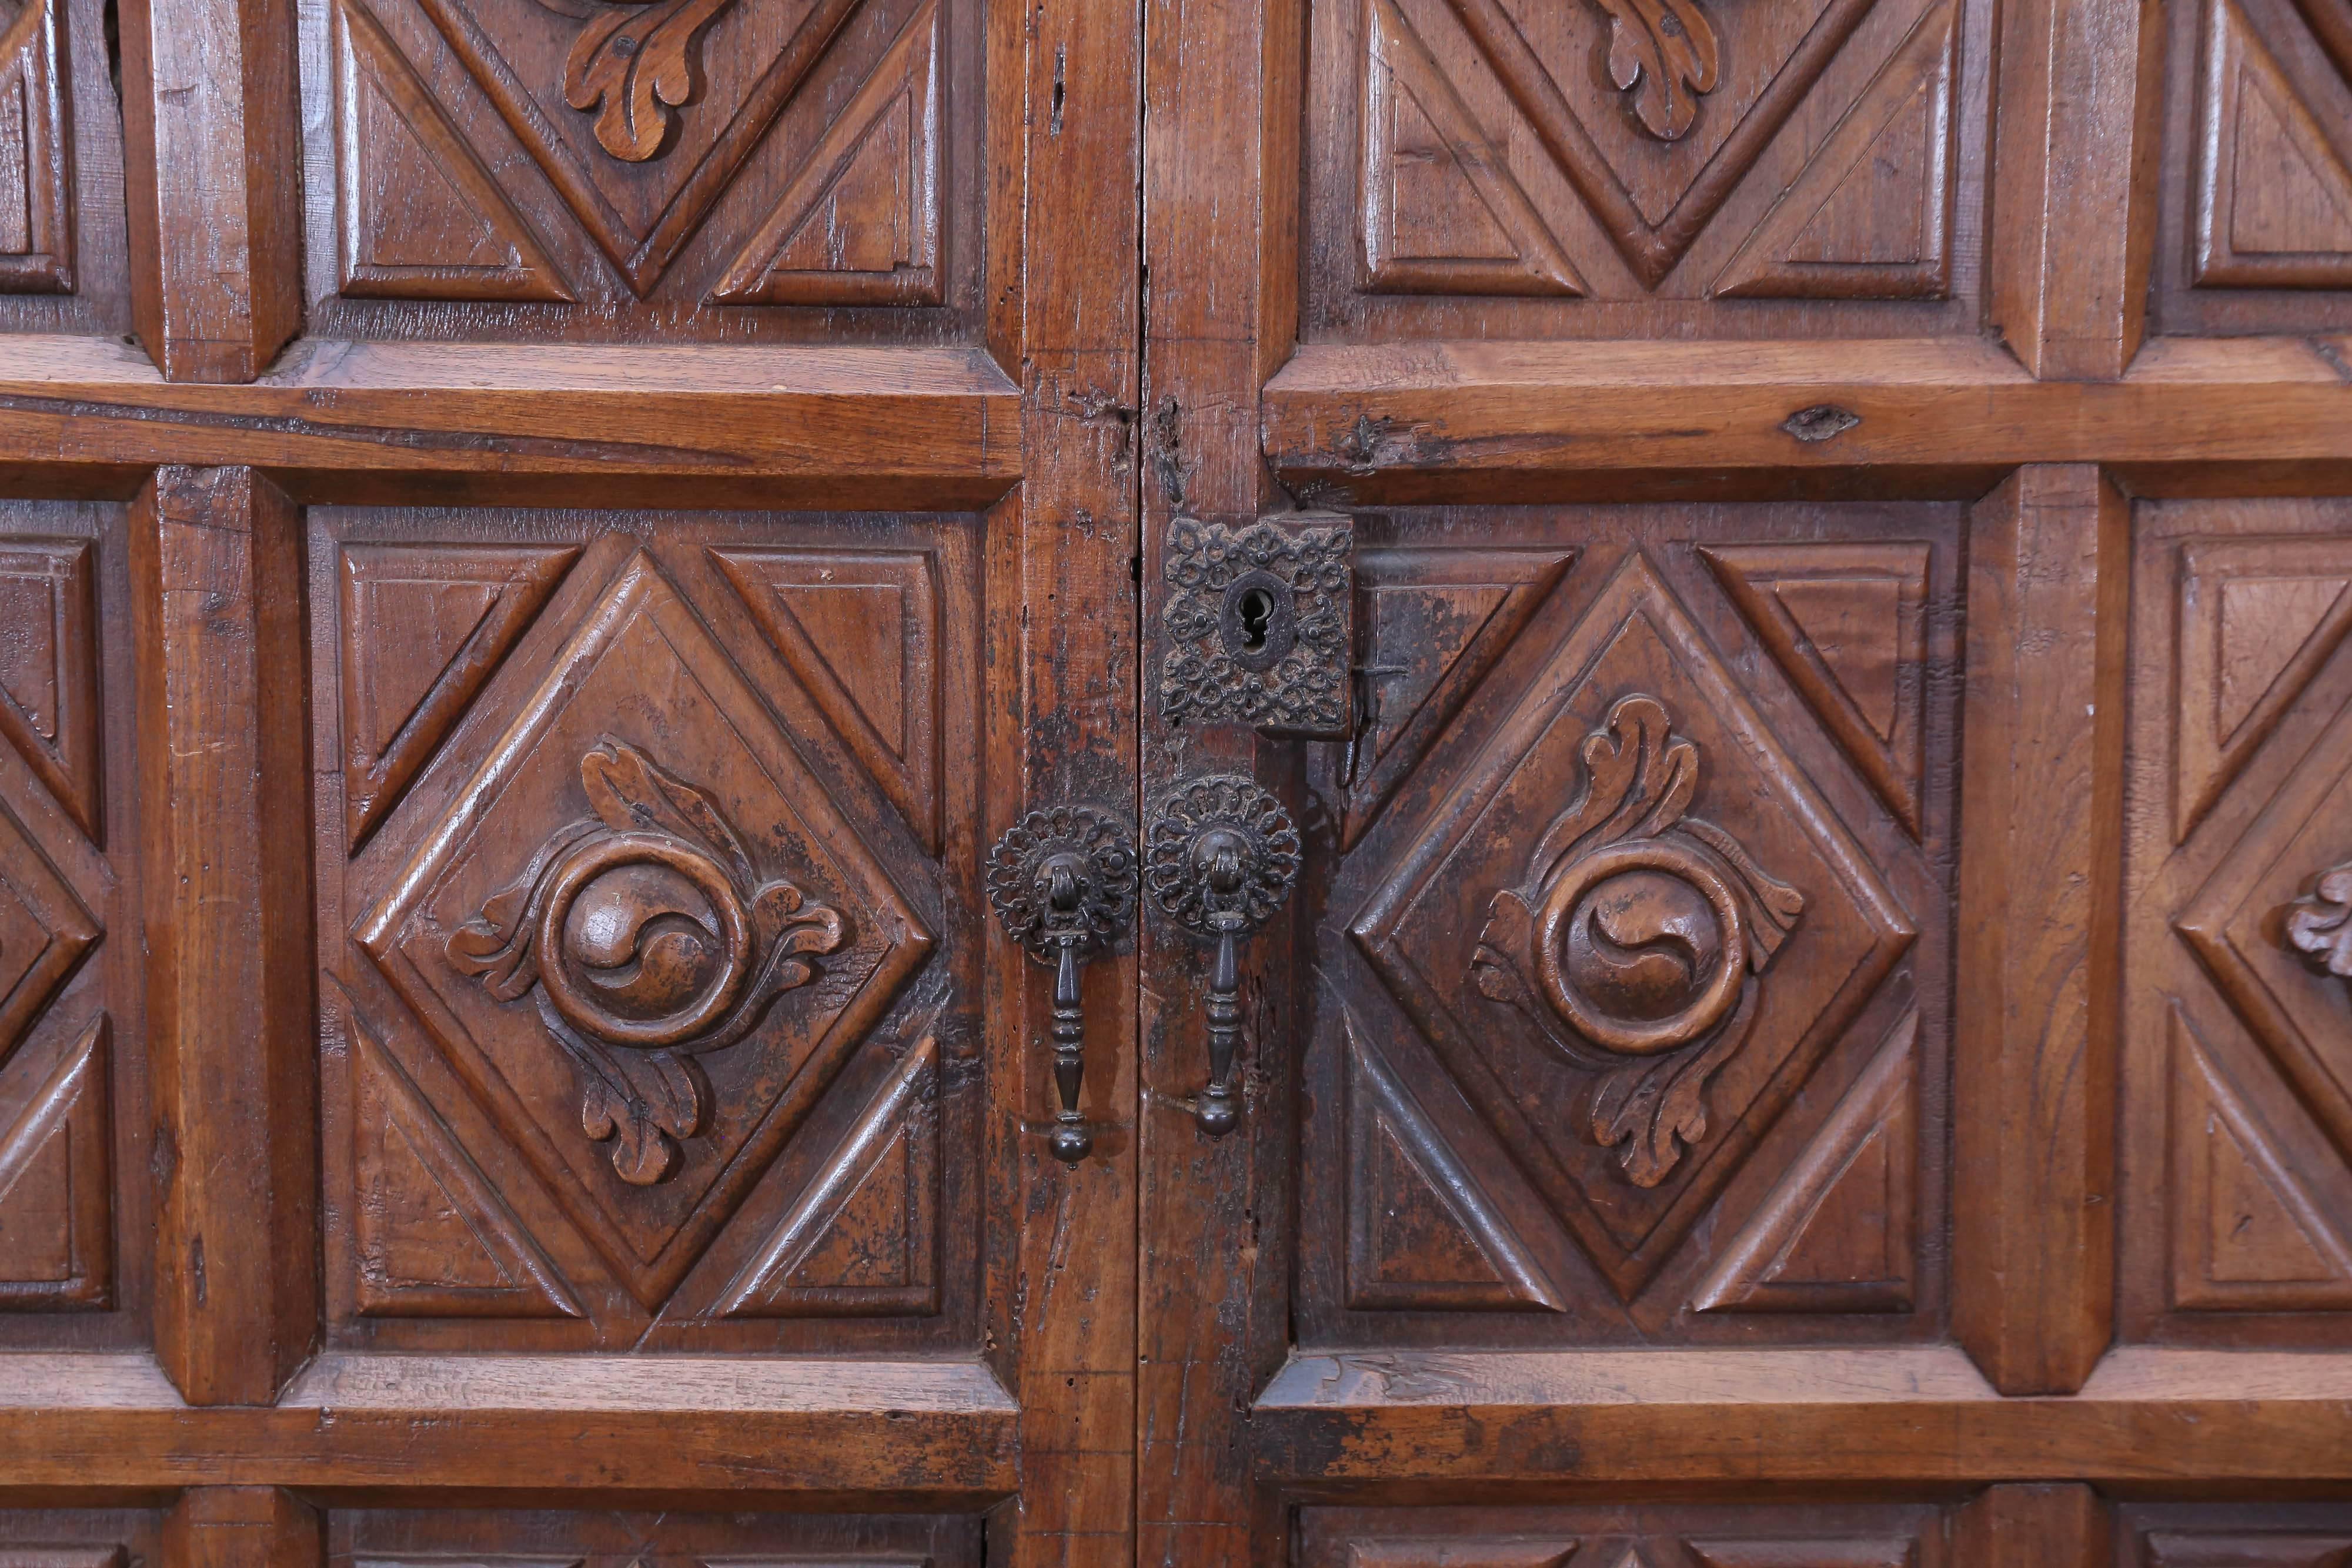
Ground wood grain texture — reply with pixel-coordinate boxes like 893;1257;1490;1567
997;0;1141;1555
129;468;318;1405
162;1490;319;1568
0;336;1018;508
1261;337;2352;503
117;0;302;380
1953;1484;2109;1568
1251;1347;2352;1485
1137;0;1302;1550
1950;464;2126;1395
1986;0;2161;377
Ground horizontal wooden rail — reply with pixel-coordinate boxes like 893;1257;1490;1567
1263;337;2352;502
0;1353;1019;1497
1251;1348;2352;1487
0;338;1022;507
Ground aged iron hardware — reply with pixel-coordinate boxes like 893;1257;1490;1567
1160;513;1355;737
1145;777;1302;1135
987;806;1140;1166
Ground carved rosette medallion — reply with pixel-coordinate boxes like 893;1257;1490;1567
987;805;1139;958
532;0;741;161
1474;694;1803;1187
1161;518;1352;734
2287;861;2352;979
449;738;847;1185
1144;777;1304;936
1592;0;1720;141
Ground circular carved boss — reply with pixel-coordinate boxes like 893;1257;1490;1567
1534;839;1746;1058
536;832;753;1049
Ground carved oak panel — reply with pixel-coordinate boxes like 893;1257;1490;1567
310;506;980;1350
2152;0;2352;335
1297;1501;1954;1568
1300;504;1956;1343
0;500;140;1346
1304;0;1993;337
296;0;980;337
330;1506;978;1568
2121;497;2352;1345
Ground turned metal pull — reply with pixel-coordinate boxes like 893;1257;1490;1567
1145;777;1302;1136
988;807;1137;1167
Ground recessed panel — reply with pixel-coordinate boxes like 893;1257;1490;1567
0;499;142;1348
1302;0;1993;339
2152;0;2352;336
2122;497;2352;1346
296;0;983;339
310;506;981;1350
333;1507;978;1568
1299;503;1956;1345
1298;1501;1953;1567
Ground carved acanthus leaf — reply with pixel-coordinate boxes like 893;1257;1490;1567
1473;694;1803;1187
536;0;740;162
1592;0;1720;141
449;738;846;1184
2288;861;2352;978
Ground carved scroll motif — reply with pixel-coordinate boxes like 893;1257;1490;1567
449;738;846;1184
533;0;740;161
1473;694;1804;1186
2288;861;2352;979
1591;0;1720;141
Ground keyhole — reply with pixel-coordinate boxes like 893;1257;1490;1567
1235;586;1275;653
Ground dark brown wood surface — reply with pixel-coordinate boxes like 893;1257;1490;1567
0;0;1141;1558
0;0;2350;1561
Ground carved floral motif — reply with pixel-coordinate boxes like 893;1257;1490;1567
449;738;846;1185
532;0;740;162
2287;861;2352;978
1591;0;1720;141
1474;694;1803;1186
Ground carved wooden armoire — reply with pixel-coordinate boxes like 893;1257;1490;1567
1;0;2350;1560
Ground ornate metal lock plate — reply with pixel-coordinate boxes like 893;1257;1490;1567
1159;513;1354;737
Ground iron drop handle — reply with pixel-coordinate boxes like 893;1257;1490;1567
1146;777;1302;1136
988;807;1138;1167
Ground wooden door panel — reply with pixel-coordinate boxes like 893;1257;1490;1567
2117;1503;2352;1566
1298;1502;1956;1568
330;1506;981;1568
0;1507;163;1568
2122;496;2352;1346
296;0;987;339
0;499;141;1344
2152;0;2352;335
1297;502;1956;1343
0;0;131;335
1303;0;1993;339
310;506;987;1352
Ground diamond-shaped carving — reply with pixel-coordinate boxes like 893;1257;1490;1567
0;796;96;1069
1445;0;1880;283
2177;686;2352;1166
402;0;869;293
356;550;931;1306
1350;552;1911;1295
